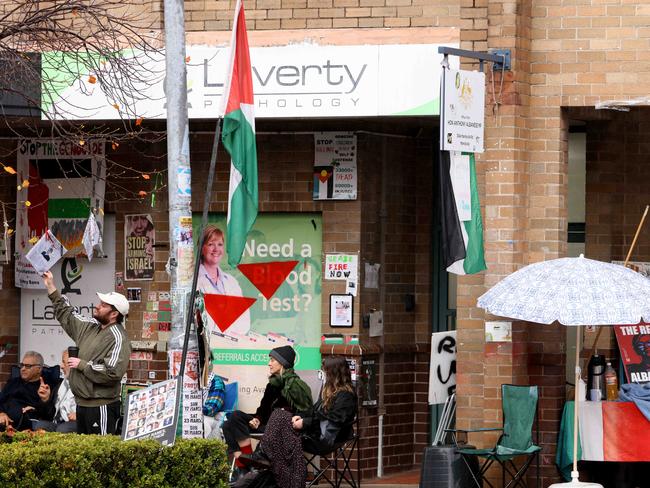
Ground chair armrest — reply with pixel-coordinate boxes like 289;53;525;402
445;427;503;447
445;428;503;433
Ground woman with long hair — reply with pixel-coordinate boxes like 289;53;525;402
237;355;357;486
293;355;357;454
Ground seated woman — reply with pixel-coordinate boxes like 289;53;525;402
292;355;357;454
222;345;313;475
239;356;357;481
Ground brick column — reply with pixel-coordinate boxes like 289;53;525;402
456;0;567;485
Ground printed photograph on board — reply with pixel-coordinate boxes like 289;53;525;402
192;213;322;412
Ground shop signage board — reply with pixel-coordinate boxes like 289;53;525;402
43;32;459;120
20;215;115;366
440;69;485;153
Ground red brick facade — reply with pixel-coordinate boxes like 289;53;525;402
0;0;649;485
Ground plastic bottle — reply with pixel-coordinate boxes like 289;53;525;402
605;361;618;401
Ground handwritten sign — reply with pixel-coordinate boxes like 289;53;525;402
428;330;457;405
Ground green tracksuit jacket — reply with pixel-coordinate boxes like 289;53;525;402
49;290;131;407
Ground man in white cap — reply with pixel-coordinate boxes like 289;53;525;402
42;271;131;435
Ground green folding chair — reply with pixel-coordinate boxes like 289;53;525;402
448;384;540;488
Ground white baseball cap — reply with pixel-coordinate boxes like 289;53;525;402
97;291;130;316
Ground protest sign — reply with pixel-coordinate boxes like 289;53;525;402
25;231;67;274
125;214;155;280
122;378;180;446
15;139;106;288
615;324;650;383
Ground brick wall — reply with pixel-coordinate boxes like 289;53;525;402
183;0;458;31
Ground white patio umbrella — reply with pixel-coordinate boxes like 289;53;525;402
477;255;650;488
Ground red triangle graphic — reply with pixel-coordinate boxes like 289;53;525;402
204;294;256;333
238;260;299;299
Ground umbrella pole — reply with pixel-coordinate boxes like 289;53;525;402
547;325;603;487
572;325;580;477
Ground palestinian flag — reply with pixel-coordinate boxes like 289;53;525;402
222;0;258;267
439;150;486;275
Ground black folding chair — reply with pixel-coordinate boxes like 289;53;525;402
304;416;359;488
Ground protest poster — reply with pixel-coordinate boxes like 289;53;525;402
313;132;357;200
125;214;155;280
122;378;180;446
15;139;106;288
25;231;67;274
169;349;203;439
193;213;322;412
614;324;650;383
428;330;457;404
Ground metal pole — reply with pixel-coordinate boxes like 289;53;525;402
163;0;196;363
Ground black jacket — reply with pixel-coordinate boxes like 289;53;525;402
0;376;59;430
302;390;357;451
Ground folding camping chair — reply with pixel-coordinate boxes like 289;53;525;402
447;384;540;488
304;413;359;488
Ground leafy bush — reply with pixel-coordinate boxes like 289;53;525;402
0;431;229;487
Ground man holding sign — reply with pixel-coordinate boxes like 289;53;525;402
42;271;131;435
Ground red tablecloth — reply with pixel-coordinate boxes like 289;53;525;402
579;401;650;461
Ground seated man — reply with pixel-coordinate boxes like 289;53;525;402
0;351;59;431
33;350;77;433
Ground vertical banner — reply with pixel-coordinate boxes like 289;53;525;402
15;139;106;288
193;213;322;412
428;330;457;404
169;350;203;438
125;214;155;280
313;132;357;200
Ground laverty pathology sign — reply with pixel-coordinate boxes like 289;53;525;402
45;34;458;120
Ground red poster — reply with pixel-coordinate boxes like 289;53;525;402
614;324;650;383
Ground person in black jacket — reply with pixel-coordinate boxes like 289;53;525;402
239;355;358;479
292;355;357;454
222;345;312;475
0;351;59;431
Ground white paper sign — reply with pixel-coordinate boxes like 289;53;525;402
428;330;457;405
83;213;102;261
441;69;485;153
25;231;67;274
169;349;203;439
369;310;383;338
325;254;358;281
364;263;380;289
